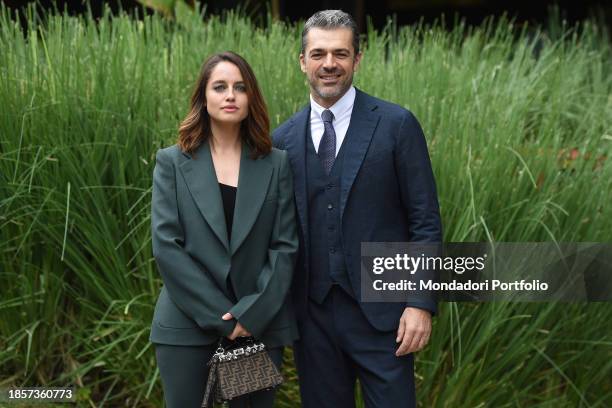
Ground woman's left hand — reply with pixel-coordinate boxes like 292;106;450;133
222;313;252;340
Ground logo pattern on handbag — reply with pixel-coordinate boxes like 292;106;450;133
201;338;283;407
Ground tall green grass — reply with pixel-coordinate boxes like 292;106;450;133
1;4;611;407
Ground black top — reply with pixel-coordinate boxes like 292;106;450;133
219;182;237;241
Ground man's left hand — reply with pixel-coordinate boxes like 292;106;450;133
395;307;432;356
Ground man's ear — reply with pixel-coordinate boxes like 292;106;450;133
353;51;363;72
299;53;307;73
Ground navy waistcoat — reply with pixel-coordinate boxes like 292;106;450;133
306;125;354;303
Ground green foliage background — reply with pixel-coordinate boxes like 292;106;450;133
1;4;611;407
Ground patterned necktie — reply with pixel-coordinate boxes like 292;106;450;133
318;109;336;175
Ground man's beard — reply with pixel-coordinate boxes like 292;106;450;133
310;71;353;100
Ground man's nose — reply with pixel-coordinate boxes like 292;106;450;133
323;53;336;69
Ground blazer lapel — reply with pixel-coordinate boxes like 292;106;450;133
283;106;310;242
340;89;381;220
230;143;273;255
179;142;230;251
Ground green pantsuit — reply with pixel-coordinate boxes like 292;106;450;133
150;142;299;407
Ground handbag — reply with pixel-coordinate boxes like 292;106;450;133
201;336;284;407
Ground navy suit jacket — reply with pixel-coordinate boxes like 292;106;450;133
273;88;442;332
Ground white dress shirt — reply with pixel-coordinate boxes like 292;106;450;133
309;86;356;157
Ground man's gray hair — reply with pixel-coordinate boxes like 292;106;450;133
301;10;360;55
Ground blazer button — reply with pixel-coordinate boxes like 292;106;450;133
327;204;333;210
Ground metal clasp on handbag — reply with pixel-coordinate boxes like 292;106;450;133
214;342;266;362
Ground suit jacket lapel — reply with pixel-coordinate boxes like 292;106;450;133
283;105;310;243
179;142;229;251
230;143;273;255
340;89;380;220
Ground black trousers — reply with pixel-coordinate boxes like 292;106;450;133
294;285;416;408
154;343;283;408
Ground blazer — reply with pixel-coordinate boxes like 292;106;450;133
273;88;442;332
149;141;299;347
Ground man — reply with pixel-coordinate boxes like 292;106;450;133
272;10;442;408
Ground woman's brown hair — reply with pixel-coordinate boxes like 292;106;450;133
177;51;271;158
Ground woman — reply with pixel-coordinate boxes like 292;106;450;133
149;51;299;408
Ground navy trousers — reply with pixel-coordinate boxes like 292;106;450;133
294;285;416;408
154;343;283;408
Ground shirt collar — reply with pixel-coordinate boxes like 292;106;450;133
309;86;356;122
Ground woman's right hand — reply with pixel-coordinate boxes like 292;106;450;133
222;313;252;340
228;322;252;340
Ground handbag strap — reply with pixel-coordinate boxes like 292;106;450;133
201;358;218;408
201;339;223;408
